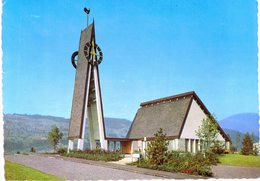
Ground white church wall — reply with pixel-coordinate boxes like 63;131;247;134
178;138;186;151
180;99;207;139
168;140;174;151
180;99;225;142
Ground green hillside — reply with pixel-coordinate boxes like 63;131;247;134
4;114;131;153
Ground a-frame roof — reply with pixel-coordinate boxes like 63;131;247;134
126;91;231;142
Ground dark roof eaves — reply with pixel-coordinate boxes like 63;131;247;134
140;91;195;107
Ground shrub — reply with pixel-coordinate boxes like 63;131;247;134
146;128;169;166
224;149;230;154
212;146;224;154
230;146;237;153
144;151;213;176
65;149;122;161
253;145;259;156
204;151;219;165
57;147;67;155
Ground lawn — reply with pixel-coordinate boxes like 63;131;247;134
5;161;64;181
218;154;260;168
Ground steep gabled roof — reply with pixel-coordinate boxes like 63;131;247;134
126;91;231;142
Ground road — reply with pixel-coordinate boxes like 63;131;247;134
5;154;169;180
6;154;260;179
212;164;260;178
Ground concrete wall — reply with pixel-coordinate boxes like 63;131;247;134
178;138;186;151
180;99;225;142
180;99;207;139
132;141;142;152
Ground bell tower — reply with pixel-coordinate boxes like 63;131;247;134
68;8;107;151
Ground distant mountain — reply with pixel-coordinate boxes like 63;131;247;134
4;114;131;153
219;113;259;138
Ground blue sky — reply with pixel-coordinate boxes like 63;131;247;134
3;0;258;121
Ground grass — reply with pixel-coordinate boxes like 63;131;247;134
218;154;260;168
5;161;64;181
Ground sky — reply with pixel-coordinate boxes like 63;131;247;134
3;0;258;121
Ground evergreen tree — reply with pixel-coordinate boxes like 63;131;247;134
241;132;253;155
146;128;169;166
48;126;63;153
250;132;256;143
236;132;241;151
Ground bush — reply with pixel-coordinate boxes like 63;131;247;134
137;151;213;176
205;151;219;165
224;149;230;154
65;149;122;162
146;128;169;166
212;146;224;154
253;145;259;156
230;146;237;153
57;147;67;155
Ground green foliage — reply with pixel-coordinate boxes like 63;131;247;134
241;132;253;155
57;147;67;155
204;151;219;165
5;161;64;181
236;132;241;151
65;149;122;161
146;128;169;166
135;151;214;176
133;149;141;154
196;115;219;153
230;145;237;153
253;145;259;156
211;141;225;154
4;114;131;154
48;126;63;153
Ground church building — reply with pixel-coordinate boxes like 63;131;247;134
67;10;230;154
107;91;231;154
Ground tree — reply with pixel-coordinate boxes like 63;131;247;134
30;147;36;153
241;132;253;155
236;132;241;151
146;128;169;166
253;145;259;156
196;115;219;153
250;132;255;143
48;127;63;153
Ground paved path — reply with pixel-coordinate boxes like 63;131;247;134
7;154;259;179
5;154;199;180
212;165;260;179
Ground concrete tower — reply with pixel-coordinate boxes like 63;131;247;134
68;11;107;151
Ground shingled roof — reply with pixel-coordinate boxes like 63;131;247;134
126;91;231;142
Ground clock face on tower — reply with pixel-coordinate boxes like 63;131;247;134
83;40;103;65
71;41;103;69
